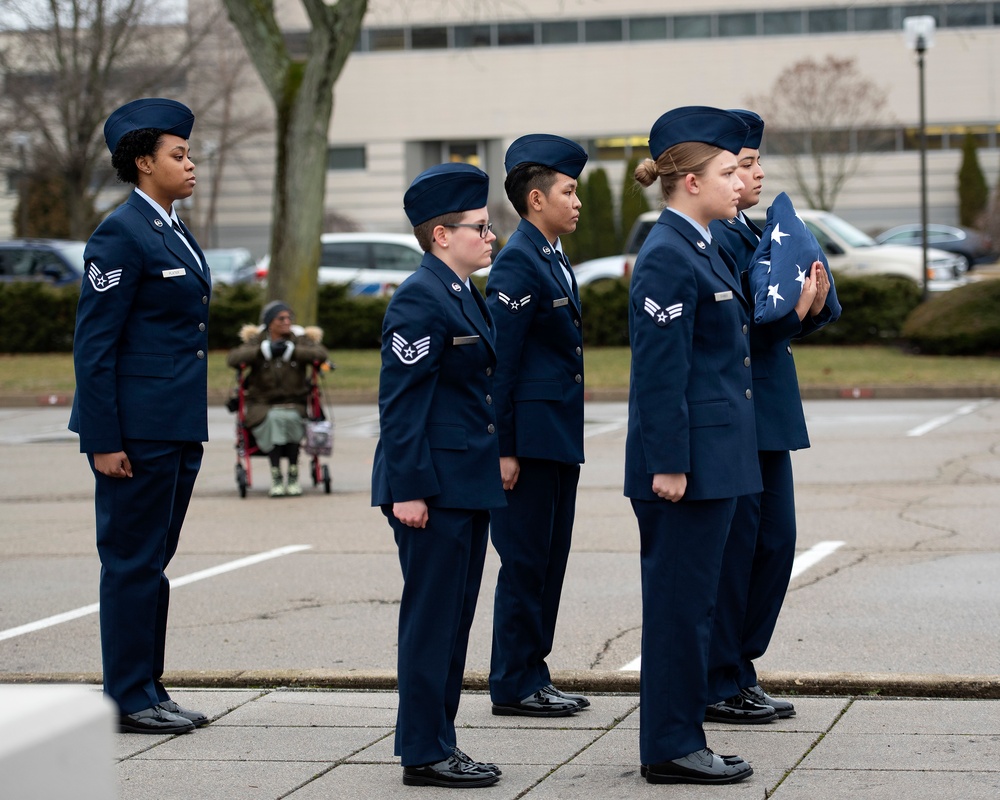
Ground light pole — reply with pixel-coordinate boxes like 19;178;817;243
10;132;31;238
904;15;935;302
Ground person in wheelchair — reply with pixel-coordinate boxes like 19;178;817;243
226;300;328;497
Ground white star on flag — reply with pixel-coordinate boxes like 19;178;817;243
747;192;842;325
391;332;431;365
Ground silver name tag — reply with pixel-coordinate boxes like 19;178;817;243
162;268;186;278
553;297;569;308
714;291;733;302
452;335;480;345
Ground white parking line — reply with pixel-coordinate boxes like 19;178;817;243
0;544;312;642
906;400;992;437
619;540;846;671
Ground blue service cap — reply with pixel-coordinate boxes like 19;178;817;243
729;109;765;149
104;98;195;154
404;163;490;226
504;133;589;179
648;106;750;160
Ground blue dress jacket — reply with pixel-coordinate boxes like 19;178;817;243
69;191;211;452
485;218;585;465
625;210;761;501
371;254;506;510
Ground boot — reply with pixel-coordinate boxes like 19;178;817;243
286;463;302;496
269;466;286;497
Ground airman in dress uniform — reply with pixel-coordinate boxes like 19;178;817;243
371;162;505;789
706;110;831;724
69;98;211;734
624;106;760;785
485;134;591;718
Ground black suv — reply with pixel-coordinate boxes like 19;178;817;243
0;239;87;286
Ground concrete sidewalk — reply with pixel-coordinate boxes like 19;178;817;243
109;687;1000;799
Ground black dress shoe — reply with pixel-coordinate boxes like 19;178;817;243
492;688;580;717
453;746;502;776
402;753;500;787
741;684;796;718
705;693;776;724
643;748;753;785
159;700;209;727
543;683;590;709
119;705;195;734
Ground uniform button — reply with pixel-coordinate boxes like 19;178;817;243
575;374;582;384
575;346;582;356
744;357;751;367
573;319;580;327
742;324;748;335
787;345;793;355
202;296;208;304
487;424;495;434
197;350;205;359
745;389;752;399
486;367;493;377
486;395;493;405
198;323;206;332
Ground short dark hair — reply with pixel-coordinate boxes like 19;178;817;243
110;128;165;184
413;210;464;252
504;163;560;217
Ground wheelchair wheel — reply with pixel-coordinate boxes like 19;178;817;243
322;464;331;494
236;463;248;498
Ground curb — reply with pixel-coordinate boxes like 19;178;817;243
3;670;999;699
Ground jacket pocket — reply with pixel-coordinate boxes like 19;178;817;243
512;379;562;402
428;424;468;451
118;353;174;379
688;400;731;428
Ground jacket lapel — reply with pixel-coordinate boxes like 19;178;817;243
518;219;580;312
127;193;210;288
662;211;747;308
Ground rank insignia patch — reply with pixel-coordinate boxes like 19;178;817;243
643;297;682;327
391;332;431;365
497;291;532;313
86;261;123;293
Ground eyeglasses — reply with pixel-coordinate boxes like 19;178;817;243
442;222;494;239
274;314;293;322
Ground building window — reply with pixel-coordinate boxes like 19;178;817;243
327;146;366;171
901;4;943;25
718;12;757;37
852;7;894;31
584;18;623;42
674;14;712;39
943;2;990;26
498;22;534;46
541;20;579;44
444;142;483;168
629;16;668;41
411;26;448;49
763;10;804;35
369;27;406;51
453;24;492;48
808;8;849;33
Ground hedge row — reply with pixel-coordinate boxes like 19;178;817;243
0;273;994;355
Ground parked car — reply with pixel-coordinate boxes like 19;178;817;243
0;239;86;286
203;247;258;284
874;224;997;272
575;207;966;291
256;232;425;295
572;254;630;287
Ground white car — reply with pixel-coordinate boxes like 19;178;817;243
602;209;964;291
572;254;630;287
256;232;425;295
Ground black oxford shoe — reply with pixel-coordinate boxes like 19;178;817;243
705;692;776;724
402;753;500;788
492;688;580;717
543;683;590;709
453;746;502;776
119;705;195;734
643;748;753;785
159;700;209;727
741;684;796;718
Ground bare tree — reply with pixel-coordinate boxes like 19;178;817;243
220;0;368;324
747;56;892;211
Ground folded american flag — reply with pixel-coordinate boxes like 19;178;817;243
749;192;842;325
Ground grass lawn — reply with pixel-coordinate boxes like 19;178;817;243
1;346;997;396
